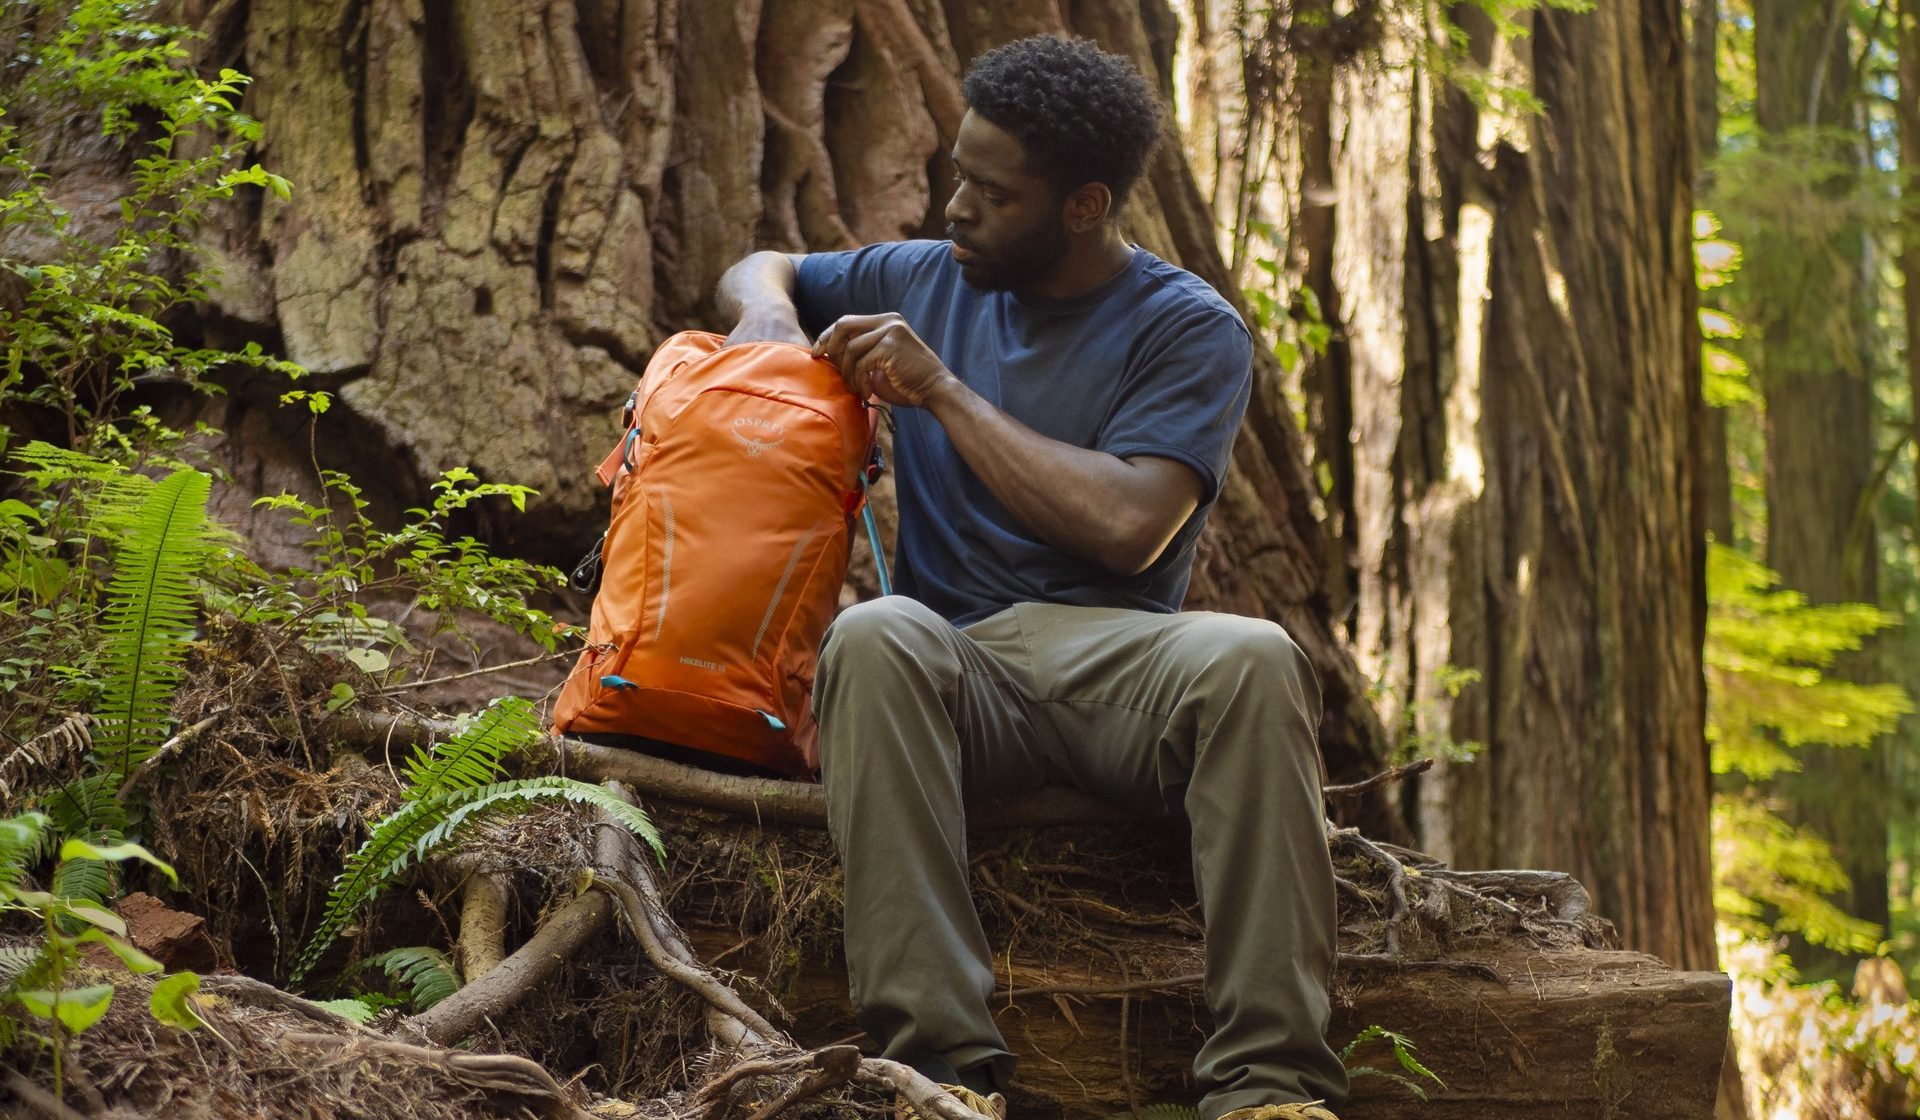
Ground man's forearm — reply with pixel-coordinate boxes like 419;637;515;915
923;377;1197;576
717;252;808;344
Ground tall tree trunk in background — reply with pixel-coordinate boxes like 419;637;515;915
1904;0;1920;547
1693;0;1735;548
1752;0;1888;979
165;0;1399;821
1181;0;1714;968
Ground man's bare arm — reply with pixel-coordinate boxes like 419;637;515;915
815;313;1201;577
716;251;810;346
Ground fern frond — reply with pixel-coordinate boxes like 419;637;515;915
0;943;43;986
0;813;50;893
93;467;218;783
41;774;129;841
400;696;543;798
311;996;379;1024
49;855;113;907
368;946;461;1010
8;442;156;536
293;776;662;980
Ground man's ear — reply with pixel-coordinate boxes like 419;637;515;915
1062;182;1113;233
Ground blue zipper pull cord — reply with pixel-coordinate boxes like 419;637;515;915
758;711;788;731
599;675;637;690
859;469;891;597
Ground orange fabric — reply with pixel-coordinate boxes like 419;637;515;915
553;332;876;775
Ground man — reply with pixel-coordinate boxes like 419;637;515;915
716;34;1346;1120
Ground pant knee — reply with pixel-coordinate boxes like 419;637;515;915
1182;615;1323;730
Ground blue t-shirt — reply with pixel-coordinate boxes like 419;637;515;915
795;240;1253;626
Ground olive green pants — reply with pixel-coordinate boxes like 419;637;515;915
815;597;1348;1116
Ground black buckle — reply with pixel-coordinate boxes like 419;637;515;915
569;532;606;594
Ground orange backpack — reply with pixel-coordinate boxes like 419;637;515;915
552;331;883;776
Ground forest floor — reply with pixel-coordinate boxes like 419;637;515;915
0;626;1726;1120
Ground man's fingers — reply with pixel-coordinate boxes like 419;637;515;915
812;314;900;362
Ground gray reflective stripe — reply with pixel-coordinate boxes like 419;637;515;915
654;492;675;640
751;519;824;660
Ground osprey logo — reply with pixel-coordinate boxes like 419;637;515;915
732;417;786;458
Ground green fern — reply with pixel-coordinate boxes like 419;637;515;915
92;467;218;785
400;696;543;797
310;996;381;1024
0;813;50;894
292;698;663;980
1339;1024;1445;1101
369;946;461;1010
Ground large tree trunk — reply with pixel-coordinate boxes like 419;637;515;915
1692;0;1735;549
171;0;1398;807
1176;1;1714;969
1750;0;1888;980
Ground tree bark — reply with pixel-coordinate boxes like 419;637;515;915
1751;0;1888;979
1178;0;1714;968
167;0;1397;805
1692;0;1736;549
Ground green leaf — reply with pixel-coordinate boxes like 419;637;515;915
61;901;126;936
59;837;179;884
149;970;204;1029
312;996;379;1024
75;930;163;974
17;984;115;1033
369;946;462;1009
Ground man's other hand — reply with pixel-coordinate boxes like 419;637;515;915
813;313;955;408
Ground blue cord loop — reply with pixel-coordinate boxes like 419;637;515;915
859;447;891;597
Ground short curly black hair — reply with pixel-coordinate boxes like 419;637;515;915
961;35;1163;209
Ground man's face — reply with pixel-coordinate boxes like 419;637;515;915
944;111;1070;292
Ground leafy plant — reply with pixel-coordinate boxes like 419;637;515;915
1707;543;1911;951
292;697;662;980
233;467;567;682
0;0;301;452
1338;1024;1446;1101
368;946;461;1011
0;812;203;1098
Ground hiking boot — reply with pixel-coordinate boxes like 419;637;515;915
1216;1104;1340;1120
896;1083;1008;1120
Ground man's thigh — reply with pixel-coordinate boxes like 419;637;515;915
1003;603;1320;817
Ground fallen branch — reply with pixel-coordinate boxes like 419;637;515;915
282;1032;591;1117
200;973;380;1036
698;1044;865;1120
323;710;1134;830
118;709;227;799
379;651;579;695
3;1069;86;1120
1323;757;1433;799
405;889;613;1047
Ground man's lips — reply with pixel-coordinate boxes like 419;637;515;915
950;242;979;263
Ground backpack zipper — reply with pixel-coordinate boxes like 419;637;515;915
751;517;825;660
653;491;676;640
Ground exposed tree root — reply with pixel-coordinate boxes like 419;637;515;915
281;1032;592;1118
408;889;613;1047
458;871;512;981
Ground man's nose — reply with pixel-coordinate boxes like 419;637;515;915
945;184;974;227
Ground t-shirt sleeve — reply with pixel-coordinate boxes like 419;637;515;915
1098;307;1254;506
793;240;939;335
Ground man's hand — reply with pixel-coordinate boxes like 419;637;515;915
812;313;956;407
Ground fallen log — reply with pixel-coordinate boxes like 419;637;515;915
321;711;1731;1118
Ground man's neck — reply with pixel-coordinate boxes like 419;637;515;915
1016;229;1135;302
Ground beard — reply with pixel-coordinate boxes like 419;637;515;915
947;218;1070;293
